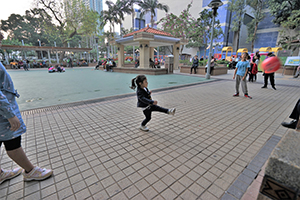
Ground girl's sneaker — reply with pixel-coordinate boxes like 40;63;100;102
23;166;53;181
140;125;149;131
168;108;176;115
0;168;22;184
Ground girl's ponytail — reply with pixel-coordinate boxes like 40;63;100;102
130;75;147;90
130;78;137;90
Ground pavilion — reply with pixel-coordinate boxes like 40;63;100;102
112;26;188;71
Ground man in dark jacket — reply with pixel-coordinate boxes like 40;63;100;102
191;55;199;74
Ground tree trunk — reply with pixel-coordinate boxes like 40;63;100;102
236;16;242;51
226;11;232;47
132;6;135;30
251;22;259;52
132;6;135;58
151;14;154;28
120;23;122;37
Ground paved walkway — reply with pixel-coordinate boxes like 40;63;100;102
1;70;300;199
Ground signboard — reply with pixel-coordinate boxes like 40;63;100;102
277;50;292;57
284;57;300;66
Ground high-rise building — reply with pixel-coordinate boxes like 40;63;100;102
83;0;103;33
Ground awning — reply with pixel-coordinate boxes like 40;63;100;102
272;47;283;52
237;48;248;53
222;46;233;52
259;47;272;52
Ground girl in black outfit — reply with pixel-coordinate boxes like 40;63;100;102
130;75;176;131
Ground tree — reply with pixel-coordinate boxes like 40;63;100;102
158;3;223;57
113;0;132;37
268;0;300;27
0;9;55;46
277;10;300;52
187;9;223;57
227;0;247;51
158;2;193;56
246;0;266;52
138;0;169;28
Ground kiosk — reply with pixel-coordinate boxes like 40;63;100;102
221;46;233;61
272;47;283;56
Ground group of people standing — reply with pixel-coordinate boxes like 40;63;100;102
233;51;278;99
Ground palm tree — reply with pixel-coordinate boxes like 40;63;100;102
138;0;169;28
114;0;132;37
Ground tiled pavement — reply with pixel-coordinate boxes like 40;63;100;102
0;70;300;200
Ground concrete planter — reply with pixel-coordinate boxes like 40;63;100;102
180;65;228;75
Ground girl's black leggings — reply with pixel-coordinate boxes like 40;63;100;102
142;105;168;126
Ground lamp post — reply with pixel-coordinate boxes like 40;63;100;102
38;39;43;59
95;37;99;63
206;0;223;79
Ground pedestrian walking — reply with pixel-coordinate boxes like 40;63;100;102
0;32;53;185
261;53;276;90
130;75;176;131
233;52;252;99
190;55;199;74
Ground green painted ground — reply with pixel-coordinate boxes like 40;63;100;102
9;67;212;111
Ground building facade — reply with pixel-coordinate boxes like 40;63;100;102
83;0;103;33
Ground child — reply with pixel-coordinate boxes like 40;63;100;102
0;32;53;184
130;75;176;131
233;52;252;99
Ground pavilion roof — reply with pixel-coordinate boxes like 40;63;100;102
123;26;174;38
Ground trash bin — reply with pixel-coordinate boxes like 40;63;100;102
165;55;174;74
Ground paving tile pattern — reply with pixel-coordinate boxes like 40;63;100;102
0;76;299;199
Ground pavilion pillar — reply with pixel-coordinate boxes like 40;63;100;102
48;50;51;64
139;41;150;68
117;45;125;67
4;51;9;65
56;51;59;64
149;47;154;60
173;43;181;70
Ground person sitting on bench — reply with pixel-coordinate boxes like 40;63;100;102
149;58;155;68
281;98;300;129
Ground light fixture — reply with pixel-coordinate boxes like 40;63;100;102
208;0;223;16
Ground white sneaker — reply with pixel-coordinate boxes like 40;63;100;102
104;69;107;72
23;166;53;181
0;168;22;184
140;125;149;131
168;108;176;115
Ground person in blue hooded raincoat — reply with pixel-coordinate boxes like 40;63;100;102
0;32;53;184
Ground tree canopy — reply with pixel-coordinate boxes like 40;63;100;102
268;0;300;27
